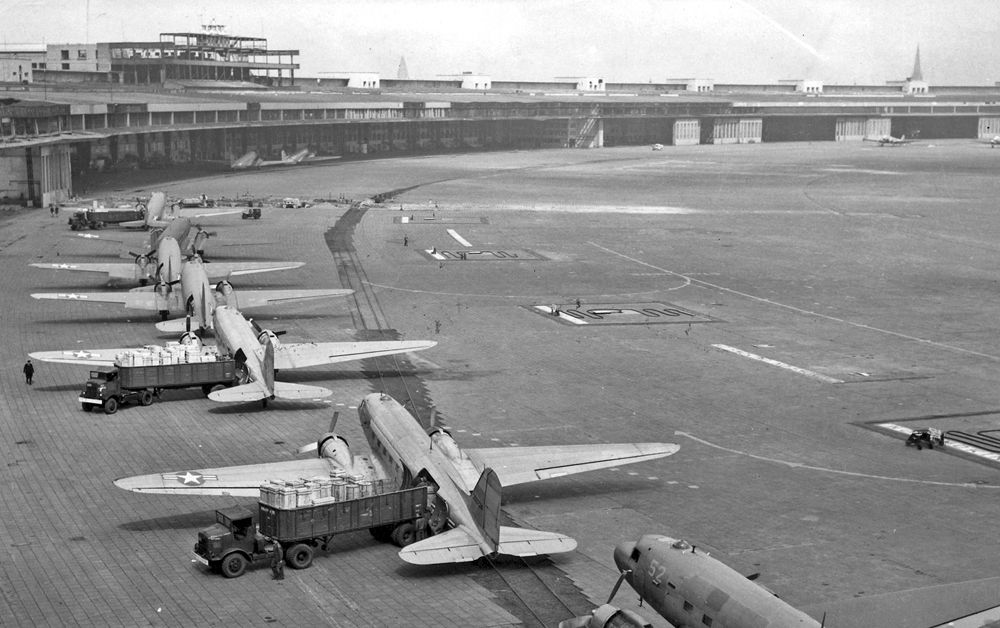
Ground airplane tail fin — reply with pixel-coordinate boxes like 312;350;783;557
469;468;501;556
281;150;288;161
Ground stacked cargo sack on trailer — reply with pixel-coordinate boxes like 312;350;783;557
259;473;394;509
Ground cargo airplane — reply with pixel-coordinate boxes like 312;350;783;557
113;392;679;565
562;533;1000;628
30;307;436;405
230;148;341;170
863;134;915;146
31;247;343;328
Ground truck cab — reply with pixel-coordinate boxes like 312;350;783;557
80;369;120;412
193;506;270;578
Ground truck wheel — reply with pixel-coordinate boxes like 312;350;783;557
285;543;314;569
139;390;154;406
220;553;248;578
103;397;119;415
391;523;416;547
81;403;93;412
369;525;394;543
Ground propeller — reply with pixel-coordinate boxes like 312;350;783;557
249;317;286;339
606;570;631;604
297;411;340;454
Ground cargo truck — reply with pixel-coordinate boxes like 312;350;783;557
79;359;239;414
67;207;145;230
193;485;429;578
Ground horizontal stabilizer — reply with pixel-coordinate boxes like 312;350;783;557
273;381;332;400
156;318;197;333
208;383;267;403
398;525;577;565
497;526;577;558
398;528;485;565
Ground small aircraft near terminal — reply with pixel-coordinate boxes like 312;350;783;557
864;134;916;146
113;392;679;565
30;307;436;405
230;148;342;169
562;533;1000;628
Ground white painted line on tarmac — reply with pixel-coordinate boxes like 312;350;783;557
676;431;1000;489
712;344;844;383
533;305;586;324
879;423;1000;464
447;229;472;247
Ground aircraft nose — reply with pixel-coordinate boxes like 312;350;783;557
614;541;636;571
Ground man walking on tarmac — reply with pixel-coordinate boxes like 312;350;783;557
270;543;284;580
23;359;34;385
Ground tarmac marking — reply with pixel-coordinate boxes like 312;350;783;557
878;422;1000;464
676;431;1000;489
591;242;1000;362
712;344;844;384
447;229;472;247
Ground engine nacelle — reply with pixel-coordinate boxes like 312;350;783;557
558;605;653;628
215;280;237;308
257;329;281;347
134;255;151;282
428;427;463;463
317;434;353;469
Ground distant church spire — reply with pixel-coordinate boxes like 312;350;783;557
909;46;923;82
397;56;409;80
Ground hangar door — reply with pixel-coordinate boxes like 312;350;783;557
712;119;762;144
673;119;700;145
38;144;72;206
978;118;1000;138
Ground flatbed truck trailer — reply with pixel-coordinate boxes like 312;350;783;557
193;486;429;578
79;359;238;414
67;207;145;230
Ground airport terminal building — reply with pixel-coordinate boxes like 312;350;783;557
2;28;1000;207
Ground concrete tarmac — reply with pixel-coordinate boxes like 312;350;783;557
1;140;998;626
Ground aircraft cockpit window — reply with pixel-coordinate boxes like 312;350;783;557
672;540;691;550
630;547;641;561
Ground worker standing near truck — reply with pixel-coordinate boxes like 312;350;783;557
269;543;284;580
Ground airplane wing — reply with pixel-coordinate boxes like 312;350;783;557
274;340;437;370
113;458;337;496
175;207;246;219
464;443;680;488
398;525;578;565
202;261;305;281
31;291;158;310
228;289;353;308
29;348;131;366
802;576;1000;628
30;262;135;281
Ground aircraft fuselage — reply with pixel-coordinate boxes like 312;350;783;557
615;535;820;627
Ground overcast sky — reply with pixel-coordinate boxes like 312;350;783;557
4;0;998;85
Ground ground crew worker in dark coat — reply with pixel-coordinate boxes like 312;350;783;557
270;544;284;580
23;360;34;385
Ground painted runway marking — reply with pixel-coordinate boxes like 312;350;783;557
878;423;1000;464
591;243;1000;362
533;305;586;324
676;431;1000;489
712;344;844;383
446;229;472;247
